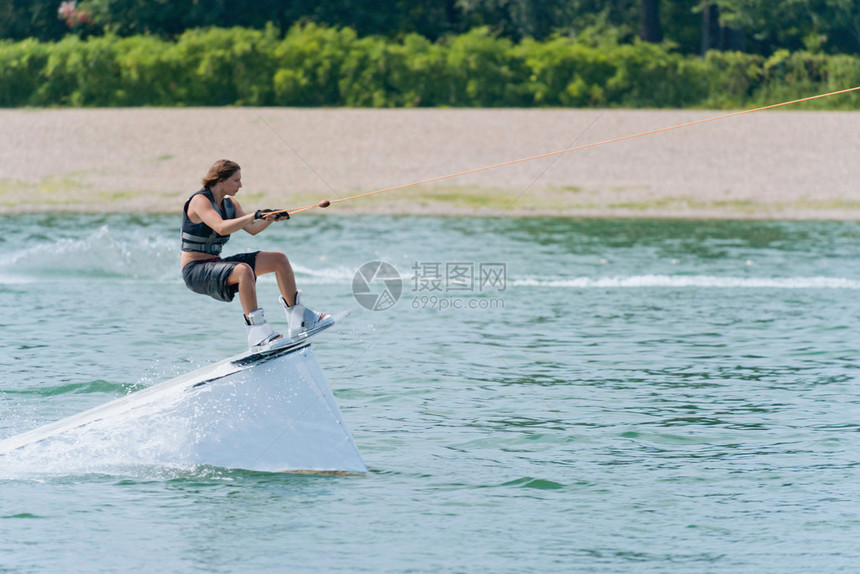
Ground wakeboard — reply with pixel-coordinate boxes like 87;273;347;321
232;310;351;366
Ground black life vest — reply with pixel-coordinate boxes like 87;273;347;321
180;188;236;255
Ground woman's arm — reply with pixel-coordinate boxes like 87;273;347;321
188;193;256;236
188;194;284;237
231;198;278;236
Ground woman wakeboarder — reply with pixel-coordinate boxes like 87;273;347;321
180;159;330;349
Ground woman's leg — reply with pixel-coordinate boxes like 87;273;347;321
255;251;328;337
226;263;258;316
255;251;297;305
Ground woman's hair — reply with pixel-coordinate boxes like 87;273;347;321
201;159;240;189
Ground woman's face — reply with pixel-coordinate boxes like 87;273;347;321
220;170;242;195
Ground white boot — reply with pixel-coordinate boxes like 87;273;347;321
245;308;282;348
281;291;332;339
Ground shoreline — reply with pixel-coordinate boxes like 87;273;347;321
2;108;859;220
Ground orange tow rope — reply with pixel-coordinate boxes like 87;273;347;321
276;86;860;217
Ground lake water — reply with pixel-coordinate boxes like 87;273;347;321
1;213;859;572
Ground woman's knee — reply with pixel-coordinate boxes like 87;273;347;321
259;251;290;273
232;262;256;283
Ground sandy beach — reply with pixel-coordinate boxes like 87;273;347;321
1;107;859;219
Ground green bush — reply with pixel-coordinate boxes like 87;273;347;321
386;34;448;107
518;36;614;107
337;34;389;107
0;39;49;106
442;28;528;107
35;36;85;105
700;50;764;109
113;35;183;106
272;24;354;106
1;24;859;109
175;26;280;106
604;42;709;108
755;50;860;110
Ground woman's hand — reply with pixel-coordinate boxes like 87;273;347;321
255;209;290;222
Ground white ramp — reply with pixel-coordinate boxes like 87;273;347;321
0;343;366;474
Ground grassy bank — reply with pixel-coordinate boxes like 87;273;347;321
2;107;859;220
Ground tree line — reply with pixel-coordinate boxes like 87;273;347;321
2;24;858;109
2;0;860;57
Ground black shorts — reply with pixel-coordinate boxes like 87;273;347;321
182;251;259;303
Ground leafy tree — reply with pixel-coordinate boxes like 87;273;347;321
3;0;860;59
661;0;701;54
456;0;567;40
639;0;662;42
77;0;293;37
75;0;462;40
0;0;68;40
702;0;860;55
812;0;860;54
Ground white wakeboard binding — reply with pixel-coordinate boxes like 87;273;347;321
281;291;333;340
245;308;282;349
